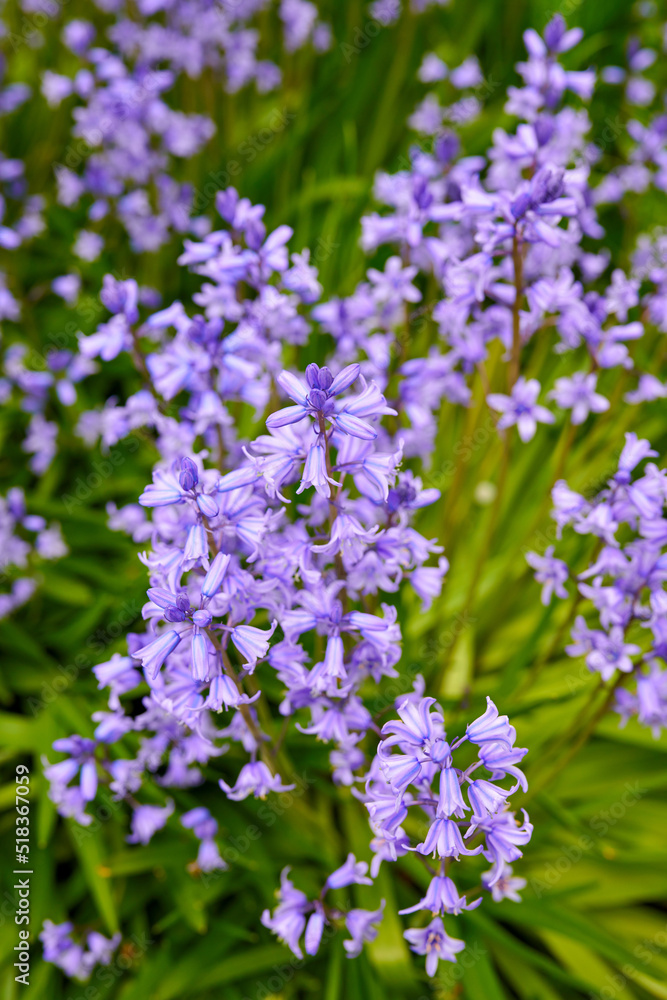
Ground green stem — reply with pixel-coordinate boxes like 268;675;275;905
509;234;524;390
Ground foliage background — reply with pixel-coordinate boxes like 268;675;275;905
1;0;667;997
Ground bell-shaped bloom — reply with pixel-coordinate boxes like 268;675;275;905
437;767;468;819
261;868;310;959
205;674;260;711
404;917;465;976
191;631;212;681
229;620;277;671
467;778;510;818
399;875;481;916
201;552;231;597
304;909;326;956
471;809;533;864
325;853;373;889
297;441;339;498
183;524;209;569
487;377;555;442
380;696;442;750
478;742;528;792
415;818;484;860
343;902;385;958
132;630;182;679
219;761;295;801
378;747;423;793
464;697;516;747
197;839;228;873
127;800;174;845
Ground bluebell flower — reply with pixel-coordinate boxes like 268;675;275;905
415;817;484;860
549;372;610;424
219;761;295;801
205;674;260;711
487;378;555;442
39;922;121;982
482;860;527;901
463;697;516;747
467;778;510;818
404;917;465;976
477;742;528;792
267;364;362;431
526;546;569;604
399;875;481;916
127;800;175;845
343;902;385;957
181;807;227;872
436;767;469;819
132;629;183;679
228;621;277;671
201;551;231;597
325;853;373;889
585;626;641;680
261;868;310;959
469;809;533;864
304;907;326;956
92;653;142;710
45;736;98;802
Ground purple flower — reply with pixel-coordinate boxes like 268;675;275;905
470;809;533;864
261;868;310;959
526;546;569;603
415;817;484;859
229;621;277;671
487;378;555;441
399;876;481;916
39;921;120;981
206;674;260;711
267;364;395;443
482;861;526;901
326;853;373;889
304;907;326;956
132;630;183;679
549;372;609;424
464;697;516;747
404;917;465;976
418;54;448;83
219;761;295;801
586;627;641;680
343;902;385;957
127;800;175;845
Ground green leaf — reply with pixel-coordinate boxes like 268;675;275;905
69;823;119;934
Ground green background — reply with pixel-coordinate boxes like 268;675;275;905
1;0;667;997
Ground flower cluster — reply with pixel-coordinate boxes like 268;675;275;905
528;433;667;736
39;921;121;982
13;1;667;985
0;488;68;619
359;694;530;975
40;0;335;255
261;857;385;960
